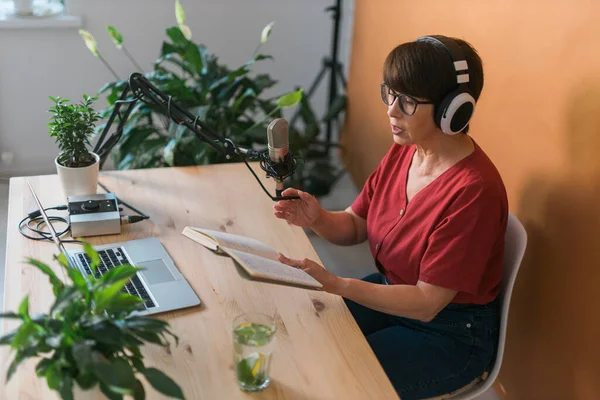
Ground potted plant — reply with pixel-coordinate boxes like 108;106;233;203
48;94;101;199
0;245;184;400
79;0;344;197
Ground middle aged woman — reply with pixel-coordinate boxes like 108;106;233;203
273;35;507;399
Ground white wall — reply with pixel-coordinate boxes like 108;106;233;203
0;0;354;177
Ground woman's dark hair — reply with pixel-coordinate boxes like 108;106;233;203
383;36;483;133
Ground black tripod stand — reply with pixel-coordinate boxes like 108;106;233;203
290;0;347;155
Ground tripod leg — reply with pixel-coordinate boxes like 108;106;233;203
335;62;347;89
305;62;329;99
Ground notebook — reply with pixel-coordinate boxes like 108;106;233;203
182;226;322;290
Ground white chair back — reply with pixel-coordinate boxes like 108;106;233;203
451;212;528;400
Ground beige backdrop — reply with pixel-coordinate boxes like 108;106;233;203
341;1;600;399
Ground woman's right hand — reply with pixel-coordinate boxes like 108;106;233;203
273;188;323;228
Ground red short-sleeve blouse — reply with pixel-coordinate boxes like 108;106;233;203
351;141;508;304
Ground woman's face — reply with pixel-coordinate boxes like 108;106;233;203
386;92;439;146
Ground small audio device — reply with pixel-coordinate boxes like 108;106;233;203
68;193;121;237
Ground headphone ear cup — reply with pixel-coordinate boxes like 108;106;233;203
438;91;476;135
434;94;453;131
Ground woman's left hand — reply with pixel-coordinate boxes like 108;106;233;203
277;253;346;294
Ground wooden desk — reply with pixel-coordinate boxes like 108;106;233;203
1;164;398;400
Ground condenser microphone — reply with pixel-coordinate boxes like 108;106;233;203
267;118;290;196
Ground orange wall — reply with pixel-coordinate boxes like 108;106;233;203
342;1;600;399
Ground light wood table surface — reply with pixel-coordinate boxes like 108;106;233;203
1;164;398;400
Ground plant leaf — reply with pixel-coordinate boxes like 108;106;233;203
261;21;275;44
179;24;192;41
72;340;94;372
59;375;74;400
108;26;124;49
254;54;273;62
6;348;35;381
0;312;21;319
253;74;277;91
130;330;164;346
35;358;53;377
100;382;124;400
26;258;64;296
0;329;17;345
141;368;184;399
18;295;29;319
50;286;81;316
63;257;88;292
133;378;146;400
105;293;145;314
75;371;97;390
11;321;37;349
83;242;101;272
45;363;62;390
130;354;145;371
125;316;169;333
183;43;203;76
79;29;99;57
92;356;136;394
164;328;180;346
93;280;132;313
276;88;303;108
163;139;178;167
165;26;187;46
83;321;125;346
175;0;185;25
98;265;142;286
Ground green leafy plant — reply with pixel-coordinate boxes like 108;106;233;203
0;245;184;400
80;1;344;196
48;95;101;168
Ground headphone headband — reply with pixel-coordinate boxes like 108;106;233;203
416;35;470;85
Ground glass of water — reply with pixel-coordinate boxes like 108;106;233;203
232;313;277;392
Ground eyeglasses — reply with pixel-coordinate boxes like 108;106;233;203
380;83;433;116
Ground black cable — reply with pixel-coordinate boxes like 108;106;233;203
18;206;82;243
241;156;300;201
97;181;150;219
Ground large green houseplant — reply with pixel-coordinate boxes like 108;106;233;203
49;95;102;198
80;1;342;196
0;245;183;400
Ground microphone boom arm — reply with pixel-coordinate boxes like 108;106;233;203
93;73;297;201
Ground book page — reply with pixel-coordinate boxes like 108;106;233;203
182;227;220;252
186;228;279;261
224;248;323;290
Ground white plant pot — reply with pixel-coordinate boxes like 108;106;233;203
13;0;34;15
55;152;100;199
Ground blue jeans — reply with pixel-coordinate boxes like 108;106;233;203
344;273;499;400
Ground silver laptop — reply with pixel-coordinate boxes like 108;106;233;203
27;180;200;315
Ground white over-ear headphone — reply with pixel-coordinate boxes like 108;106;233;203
416;35;476;135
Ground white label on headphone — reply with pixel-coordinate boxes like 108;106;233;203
454;60;468;71
457;73;470;84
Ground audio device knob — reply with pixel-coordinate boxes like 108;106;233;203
81;200;100;211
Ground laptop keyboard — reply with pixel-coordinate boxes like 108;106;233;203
77;248;156;309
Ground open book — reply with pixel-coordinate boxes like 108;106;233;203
182;227;323;290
